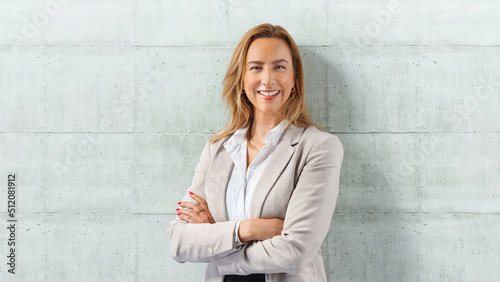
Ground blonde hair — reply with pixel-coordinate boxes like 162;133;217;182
210;23;322;143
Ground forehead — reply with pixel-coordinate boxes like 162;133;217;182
246;38;292;62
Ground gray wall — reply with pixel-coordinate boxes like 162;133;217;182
1;0;499;281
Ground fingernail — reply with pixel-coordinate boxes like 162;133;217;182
178;202;182;205
177;213;180;216
189;191;193;195
176;208;179;211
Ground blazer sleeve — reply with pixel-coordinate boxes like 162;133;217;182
168;141;240;263
215;134;344;275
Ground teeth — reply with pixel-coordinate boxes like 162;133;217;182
258;90;279;96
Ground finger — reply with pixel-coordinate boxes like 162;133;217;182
178;212;198;223
179;204;210;219
177;208;200;222
178;207;214;224
178;201;201;211
184;211;209;224
188;191;209;209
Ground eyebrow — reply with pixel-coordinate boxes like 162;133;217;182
246;59;289;65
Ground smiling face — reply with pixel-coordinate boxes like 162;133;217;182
243;38;295;121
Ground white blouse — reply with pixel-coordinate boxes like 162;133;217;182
223;121;285;243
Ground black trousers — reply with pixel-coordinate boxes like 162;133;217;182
223;274;266;282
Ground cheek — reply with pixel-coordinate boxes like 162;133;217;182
243;73;257;88
280;72;295;88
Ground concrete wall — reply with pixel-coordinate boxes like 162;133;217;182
1;0;498;281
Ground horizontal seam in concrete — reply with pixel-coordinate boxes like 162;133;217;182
7;212;500;216
6;213;173;216
2;44;500;48
334;132;500;134
0;131;215;134
0;131;498;135
334;213;500;215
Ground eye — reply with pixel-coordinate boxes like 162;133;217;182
249;66;262;70
276;65;286;69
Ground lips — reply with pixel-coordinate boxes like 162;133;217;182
257;90;280;100
257;90;280;96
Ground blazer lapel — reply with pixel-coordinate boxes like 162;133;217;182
206;146;233;223
249;125;304;218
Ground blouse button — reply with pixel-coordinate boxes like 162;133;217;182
238;268;245;274
208;247;214;254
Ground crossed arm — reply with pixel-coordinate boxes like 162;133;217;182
177;192;284;243
168;134;343;275
168;141;286;264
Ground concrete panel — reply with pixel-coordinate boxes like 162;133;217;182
325;214;500;281
42;133;137;214
0;134;46;214
321;46;499;133
0;47;46;132
0;0;135;46
0;133;136;214
0;214;137;281
324;214;421;282
328;0;418;46
134;0;233;47
418;133;500;213
0;46;136;133
0;131;212;215
137;214;206;281
322;46;421;133
226;0;330;47
135;133;209;213
134;47;229;133
417;47;500;133
337;133;500;214
135;0;330;47
336;133;421;214
2;1;499;47
419;214;500;281
418;0;500;45
327;0;500;47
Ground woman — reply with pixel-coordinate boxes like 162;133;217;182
168;23;343;282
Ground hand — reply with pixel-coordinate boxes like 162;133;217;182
238;218;284;243
177;191;215;224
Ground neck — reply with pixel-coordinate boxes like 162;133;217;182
250;112;283;142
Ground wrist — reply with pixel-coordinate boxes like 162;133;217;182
238;219;253;243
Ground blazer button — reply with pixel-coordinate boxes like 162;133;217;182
238;268;245;274
208;247;214;254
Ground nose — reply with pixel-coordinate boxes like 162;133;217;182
261;67;273;86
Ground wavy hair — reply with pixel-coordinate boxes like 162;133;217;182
210;23;322;143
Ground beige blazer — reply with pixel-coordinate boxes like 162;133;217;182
168;125;344;282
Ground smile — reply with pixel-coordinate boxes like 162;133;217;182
257;90;280;96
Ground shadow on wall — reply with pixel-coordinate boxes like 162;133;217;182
300;46;416;281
